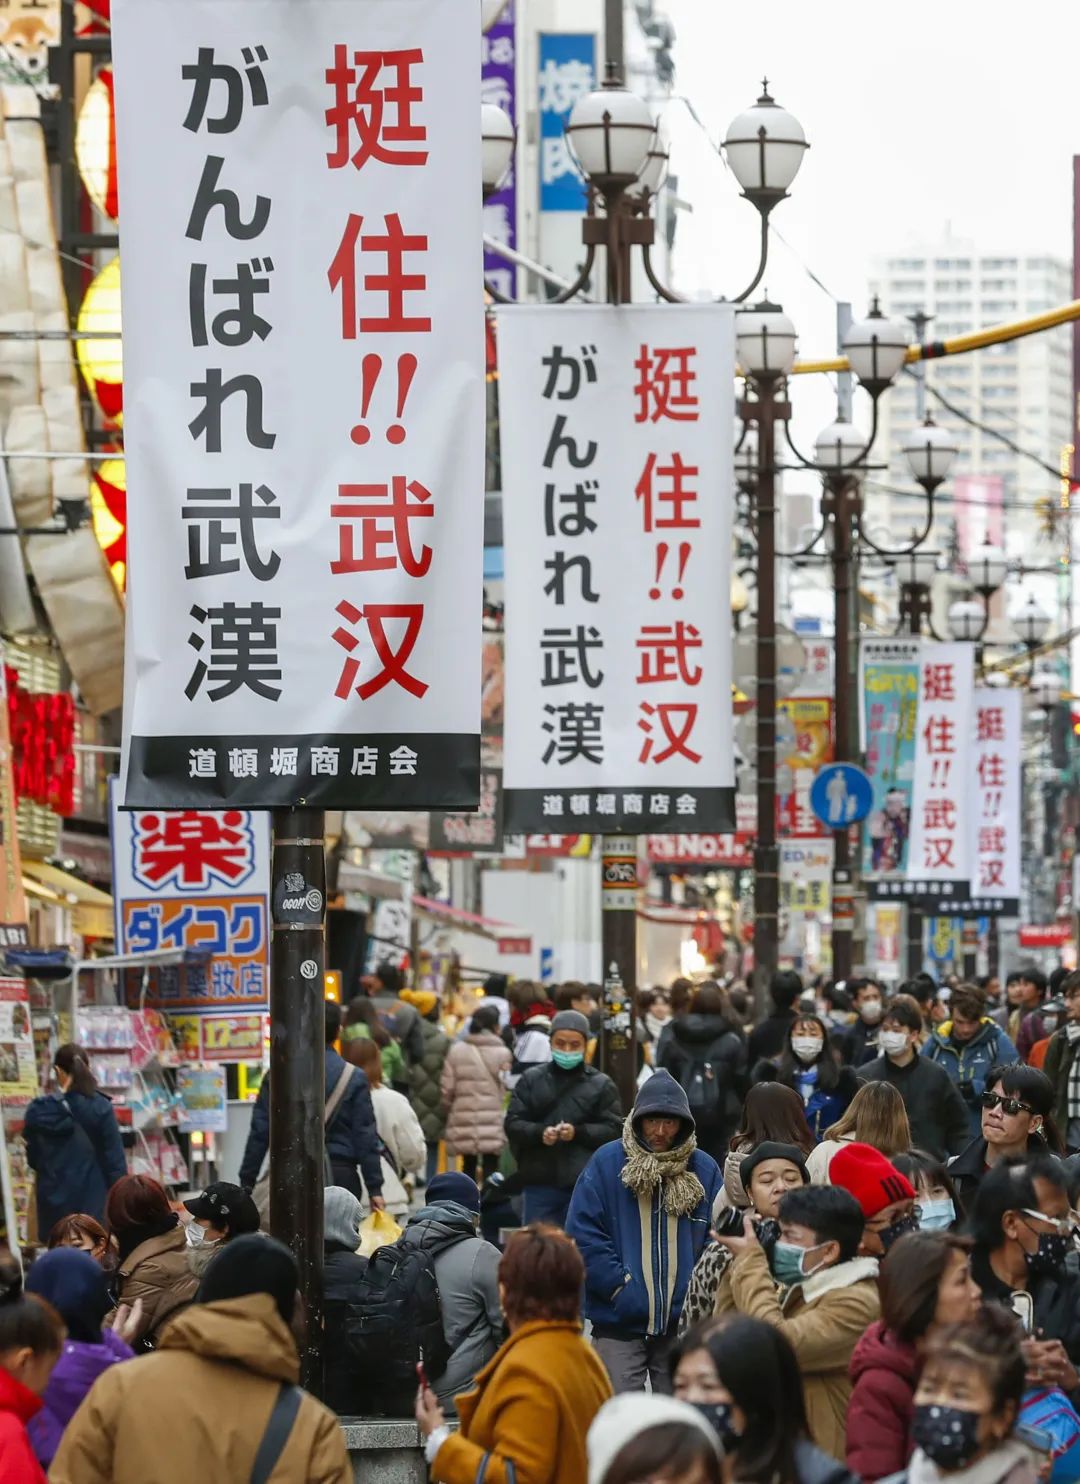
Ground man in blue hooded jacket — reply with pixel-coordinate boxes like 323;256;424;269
566;1068;722;1394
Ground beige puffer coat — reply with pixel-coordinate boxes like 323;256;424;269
442;1031;511;1155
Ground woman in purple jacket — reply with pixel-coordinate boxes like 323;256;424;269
23;1248;135;1469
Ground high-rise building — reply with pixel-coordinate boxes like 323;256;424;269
868;235;1072;565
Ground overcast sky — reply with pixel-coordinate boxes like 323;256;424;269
660;0;1080;468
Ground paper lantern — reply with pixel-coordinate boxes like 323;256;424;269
76;255;123;424
91;456;126;592
75;66;118;220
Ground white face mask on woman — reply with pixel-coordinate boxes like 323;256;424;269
791;1037;822;1064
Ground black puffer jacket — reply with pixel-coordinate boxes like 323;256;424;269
505;1061;623;1189
410;1017;450;1143
656;1014;746;1155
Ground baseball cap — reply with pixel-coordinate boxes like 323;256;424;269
184;1181;261;1235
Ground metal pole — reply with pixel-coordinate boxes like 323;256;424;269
831;476;855;981
904;593;924;979
752;391;783;1017
604;0;624;76
269;805;326;1397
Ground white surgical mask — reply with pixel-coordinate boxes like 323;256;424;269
860;1000;883;1024
185;1222;206;1248
880;1030;910;1057
918;1198;955;1232
791;1037;822;1064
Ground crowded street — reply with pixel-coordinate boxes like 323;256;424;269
3;0;1080;1481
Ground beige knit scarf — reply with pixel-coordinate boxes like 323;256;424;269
619;1114;706;1217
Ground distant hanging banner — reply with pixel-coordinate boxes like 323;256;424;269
498;305;736;833
112;0;483;808
971;686;1021;911
860;637;919;877
907;642;975;891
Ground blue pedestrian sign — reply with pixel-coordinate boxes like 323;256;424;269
810;763;874;829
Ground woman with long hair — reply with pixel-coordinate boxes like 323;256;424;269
722;1083;816;1209
671;1314;858;1484
24;1046;127;1238
415;1224;612;1484
106;1175;197;1347
755;1015;858;1142
847;1231;981;1481
806;1081;912;1183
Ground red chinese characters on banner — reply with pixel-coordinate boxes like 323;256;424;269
325;45;434;706
919;658;958;872
633;344;702;769
907;642;974;887
972;689;1019;898
130;809;258;891
5;668;76;817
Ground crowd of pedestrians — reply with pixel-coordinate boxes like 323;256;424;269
7;962;1080;1481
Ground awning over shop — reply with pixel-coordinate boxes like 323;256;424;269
22;861;114;939
412;895;529;945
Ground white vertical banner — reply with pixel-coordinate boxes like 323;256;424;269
972;686;1021;907
497;304;735;833
907;642;975;885
112;0;483;808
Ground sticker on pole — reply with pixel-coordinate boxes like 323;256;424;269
810;764;873;829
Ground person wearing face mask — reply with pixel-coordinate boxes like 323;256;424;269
859;997;971;1160
672;1315;858;1484
893;1150;962;1234
1040;971;1080;1152
946;1066;1064;1220
925;986;1020;1138
969;1157;1080;1392
847;1232;982;1482
713;1183;879;1459
839;979;889;1068
181;1182;261;1278
828;1142;919;1260
876;1307;1038;1484
0;1254;64;1484
636;990;672;1063
757;1016;858;1141
506;1011;623;1229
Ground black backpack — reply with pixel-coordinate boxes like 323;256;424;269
342;1238;450;1414
685;1040;734;1122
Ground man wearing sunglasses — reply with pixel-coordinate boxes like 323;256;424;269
969;1155;1080;1395
946;1064;1062;1218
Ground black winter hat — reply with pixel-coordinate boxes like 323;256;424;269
196;1234;297;1326
739;1141;809;1193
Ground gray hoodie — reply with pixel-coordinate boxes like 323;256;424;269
400;1202;503;1412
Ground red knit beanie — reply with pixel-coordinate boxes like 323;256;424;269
830;1142;915;1218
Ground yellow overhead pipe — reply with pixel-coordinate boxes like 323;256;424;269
791;298;1080;377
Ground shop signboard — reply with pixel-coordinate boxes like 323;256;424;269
111;786;270;1012
538;34;594;213
113;0;484;810
0;667;27;950
645;834;753;868
481;3;517;299
177;1065;228;1132
860;637;919;877
499;305;736;832
0;978;37;1106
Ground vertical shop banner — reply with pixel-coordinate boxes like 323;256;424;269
907;642;975;888
953;475;1004;562
860;638;919;876
972;686;1021;909
498;305;736;832
776;697;833;838
429;742;504;854
112;0;483;809
482;3;516;299
538;34;594;212
0;667;28;950
110;787;271;1011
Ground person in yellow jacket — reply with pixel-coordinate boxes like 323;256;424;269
416;1223;612;1484
50;1236;351;1484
